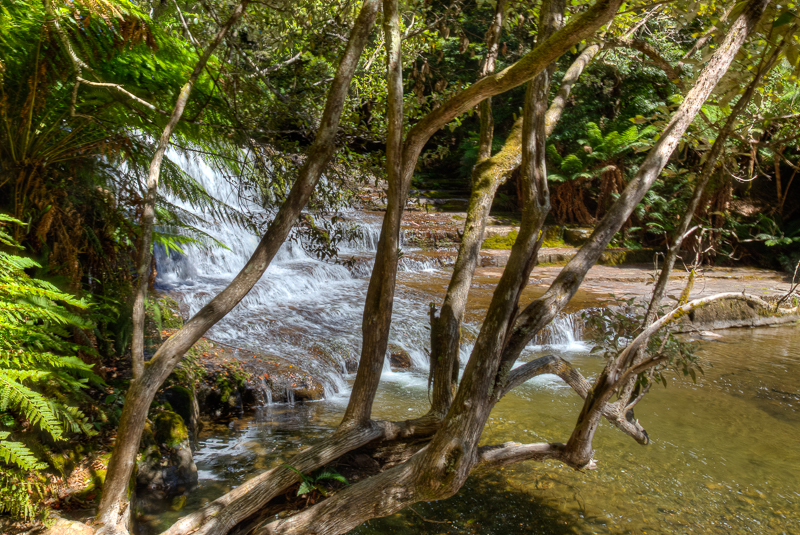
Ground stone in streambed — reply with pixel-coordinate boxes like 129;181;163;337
136;411;197;494
388;345;412;371
564;227;593;246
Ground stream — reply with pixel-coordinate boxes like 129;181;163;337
147;163;800;534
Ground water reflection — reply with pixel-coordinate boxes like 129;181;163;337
138;325;800;535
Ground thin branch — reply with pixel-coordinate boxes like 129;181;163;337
608;37;684;88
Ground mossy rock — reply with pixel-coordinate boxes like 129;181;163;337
153;411;189;448
482;230;518;249
598;248;655;265
157;296;184;329
163;386;193;428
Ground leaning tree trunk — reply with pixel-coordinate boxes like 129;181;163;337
556;0;771;468
98;3;249;530
610;26;795;414
95;1;382;531
427;0;508;418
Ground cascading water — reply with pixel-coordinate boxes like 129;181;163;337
155;156;587;403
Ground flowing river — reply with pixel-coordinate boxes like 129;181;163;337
146;163;800;534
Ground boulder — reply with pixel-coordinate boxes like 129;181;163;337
137;411;197;494
388;345;412;371
564;227;593;246
292;380;325;401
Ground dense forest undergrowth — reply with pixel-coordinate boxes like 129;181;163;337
1;0;799;533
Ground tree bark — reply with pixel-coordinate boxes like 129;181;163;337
95;1;381;530
341;0;403;428
476;0;507;163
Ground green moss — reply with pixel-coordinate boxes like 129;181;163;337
170;494;187;511
158;296;184;329
153;411;188;448
165;386;194;427
482;230;518;249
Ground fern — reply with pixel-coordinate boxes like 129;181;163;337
0;214;101;521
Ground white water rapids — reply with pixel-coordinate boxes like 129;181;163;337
154;158;587;401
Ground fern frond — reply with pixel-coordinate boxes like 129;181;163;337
0;370;65;439
0;433;48;471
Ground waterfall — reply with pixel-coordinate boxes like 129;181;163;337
155;155;588;400
525;313;588;353
154;154;448;400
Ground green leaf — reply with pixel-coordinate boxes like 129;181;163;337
773;11;796;28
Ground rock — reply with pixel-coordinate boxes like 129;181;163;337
388;345;412;371
153;411;188;447
673;296;799;332
43;517;94;535
163;385;201;444
564;227;593;246
292;380;325;401
137;411;197;494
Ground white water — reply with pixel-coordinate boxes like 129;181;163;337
154;159;587;401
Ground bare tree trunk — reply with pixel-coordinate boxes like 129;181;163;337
342;0;624;428
95;2;381;530
555;0;771;468
130;1;249;382
427;0;508;418
476;0;507;163
341;0;403;429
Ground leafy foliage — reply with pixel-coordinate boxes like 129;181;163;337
0;214;102;521
283;464;348;503
584;296;702;390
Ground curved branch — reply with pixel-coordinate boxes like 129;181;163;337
501;355;650;444
501;355;589;398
